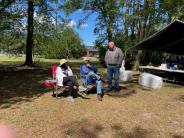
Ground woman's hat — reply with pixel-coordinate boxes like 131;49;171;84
60;59;68;65
83;57;91;61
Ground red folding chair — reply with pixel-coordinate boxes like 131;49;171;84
44;65;59;97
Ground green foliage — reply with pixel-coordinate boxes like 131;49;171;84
140;51;164;65
42;27;85;59
95;40;107;64
1;0;184;66
113;32;125;50
0;33;25;55
64;0;121;42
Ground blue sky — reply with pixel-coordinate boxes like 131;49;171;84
66;10;98;46
47;1;98;46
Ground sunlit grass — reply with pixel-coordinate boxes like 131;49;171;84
0;56;99;65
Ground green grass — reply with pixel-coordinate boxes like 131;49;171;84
0;56;98;63
0;56;184;138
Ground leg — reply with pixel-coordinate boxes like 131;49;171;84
65;81;74;96
96;80;102;95
63;77;74;96
85;71;102;94
69;76;79;87
107;65;114;91
114;66;120;92
86;72;103;101
96;79;102;101
86;71;101;82
65;81;75;102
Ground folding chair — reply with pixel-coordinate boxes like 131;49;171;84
43;65;59;97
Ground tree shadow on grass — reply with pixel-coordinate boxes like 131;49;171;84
179;95;184;101
106;81;153;98
163;83;184;89
61;119;104;138
0;69;51;109
172;134;184;138
52;89;90;100
175;95;184;103
60;120;150;138
0;65;94;109
106;89;137;98
111;123;150;138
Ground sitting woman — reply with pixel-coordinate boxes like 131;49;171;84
80;57;104;101
56;59;79;102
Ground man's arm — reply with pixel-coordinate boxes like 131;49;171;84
87;64;97;73
118;48;124;66
104;51;108;65
81;65;88;75
91;64;97;73
68;66;73;76
56;67;64;86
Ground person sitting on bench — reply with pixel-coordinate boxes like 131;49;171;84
80;57;103;101
56;59;79;102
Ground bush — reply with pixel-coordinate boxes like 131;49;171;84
140;51;164;65
42;28;85;59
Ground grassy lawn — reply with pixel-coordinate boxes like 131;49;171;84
0;56;184;138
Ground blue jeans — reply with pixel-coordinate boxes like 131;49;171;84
85;71;102;95
107;65;120;91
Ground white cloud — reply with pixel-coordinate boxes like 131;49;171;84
34;12;44;23
77;9;83;13
67;20;77;28
79;23;88;29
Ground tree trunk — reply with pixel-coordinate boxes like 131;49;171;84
24;0;34;66
124;0;129;40
133;50;142;71
130;0;136;40
107;23;113;42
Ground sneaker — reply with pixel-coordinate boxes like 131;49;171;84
114;89;120;95
67;96;75;102
101;78;107;83
106;88;112;93
115;88;120;92
97;94;102;101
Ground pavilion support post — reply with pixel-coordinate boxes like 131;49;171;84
133;50;142;71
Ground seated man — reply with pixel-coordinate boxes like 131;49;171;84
80;57;103;101
56;59;79;102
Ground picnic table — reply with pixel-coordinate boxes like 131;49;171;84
139;66;184;84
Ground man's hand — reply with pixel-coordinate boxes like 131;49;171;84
116;64;121;68
87;64;91;67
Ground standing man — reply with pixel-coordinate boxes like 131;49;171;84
105;41;124;93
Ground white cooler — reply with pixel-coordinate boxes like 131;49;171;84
119;69;133;82
139;73;163;89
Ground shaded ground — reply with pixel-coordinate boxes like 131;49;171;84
0;57;184;138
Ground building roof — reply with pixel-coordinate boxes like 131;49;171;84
86;46;98;52
129;20;184;55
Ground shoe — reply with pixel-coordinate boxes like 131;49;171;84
101;78;107;83
114;89;120;94
67;96;75;102
74;85;78;90
106;88;112;93
97;94;102;101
